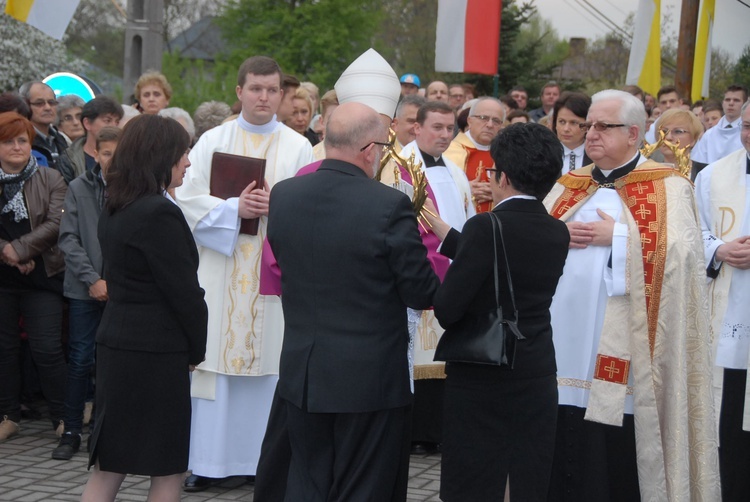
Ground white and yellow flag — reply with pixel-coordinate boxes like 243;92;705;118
692;0;715;102
625;0;661;96
5;0;80;40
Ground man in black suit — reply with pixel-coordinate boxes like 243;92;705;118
267;101;440;501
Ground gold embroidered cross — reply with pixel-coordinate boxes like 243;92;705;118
635;204;651;219
633;183;649;195
238;274;250;294
603;361;620;379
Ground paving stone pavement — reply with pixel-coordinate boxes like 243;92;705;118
0;413;442;501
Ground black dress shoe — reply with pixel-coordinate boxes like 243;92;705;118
51;432;81;460
184;474;220;492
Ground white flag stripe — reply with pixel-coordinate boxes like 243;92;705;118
625;0;656;86
435;0;468;73
25;0;79;40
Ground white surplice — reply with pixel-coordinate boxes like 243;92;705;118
691;115;743;165
176;115;314;477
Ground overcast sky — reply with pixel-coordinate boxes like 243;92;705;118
533;0;749;60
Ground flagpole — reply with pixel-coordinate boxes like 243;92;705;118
675;0;700;101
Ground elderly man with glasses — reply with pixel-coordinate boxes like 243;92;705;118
19;81;75;183
445;97;506;214
542;89;720;501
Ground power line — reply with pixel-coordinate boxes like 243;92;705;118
561;0;609;37
577;0;633;41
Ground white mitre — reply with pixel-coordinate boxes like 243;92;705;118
335;48;401;119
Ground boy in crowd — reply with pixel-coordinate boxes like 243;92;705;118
54;127;121;460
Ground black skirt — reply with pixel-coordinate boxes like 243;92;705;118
88;344;192;476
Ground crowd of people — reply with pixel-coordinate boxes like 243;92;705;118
0;46;749;502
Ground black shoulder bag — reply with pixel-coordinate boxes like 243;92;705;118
434;211;525;368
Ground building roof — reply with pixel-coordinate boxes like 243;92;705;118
168;16;225;61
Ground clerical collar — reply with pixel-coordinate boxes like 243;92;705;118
237;113;280;134
746;155;750;175
465;131;490;151
419;149;445;167
592;152;640;188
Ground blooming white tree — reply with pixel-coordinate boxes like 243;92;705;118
0;1;84;92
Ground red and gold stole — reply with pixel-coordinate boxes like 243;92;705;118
464;148;495;213
550;164;686;358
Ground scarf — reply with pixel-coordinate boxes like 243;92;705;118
0;156;38;222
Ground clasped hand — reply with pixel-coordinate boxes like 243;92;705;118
566;209;615;249
239;179;271;219
470;176;492;204
716;236;750;269
2;243;34;275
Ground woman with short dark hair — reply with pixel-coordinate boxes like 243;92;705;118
82;114;208;501
429;123;570;501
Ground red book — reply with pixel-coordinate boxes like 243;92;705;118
209;152;266;235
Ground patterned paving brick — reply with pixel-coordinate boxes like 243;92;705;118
0;411;443;501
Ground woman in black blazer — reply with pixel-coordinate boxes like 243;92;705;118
430;123;569;501
82;115;207;502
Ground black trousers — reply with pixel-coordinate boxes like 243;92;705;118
254;386;291;502
284;398;409;502
547;406;640;502
440;366;557;502
411;379;443;443
719;368;750;502
256;384;412;502
0;289;66;423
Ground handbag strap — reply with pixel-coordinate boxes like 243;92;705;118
487;211;520;327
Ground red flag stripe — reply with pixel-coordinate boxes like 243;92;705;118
463;0;502;75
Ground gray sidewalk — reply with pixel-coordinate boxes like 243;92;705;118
0;415;441;501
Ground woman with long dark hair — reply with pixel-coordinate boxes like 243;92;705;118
82;114;207;501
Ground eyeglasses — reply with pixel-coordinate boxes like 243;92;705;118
29;99;58;108
471;115;503;126
659;127;690;136
578;122;626;132
485;168;500;175
359;141;391;152
61;113;82;122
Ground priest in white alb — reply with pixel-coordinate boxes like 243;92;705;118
695;100;750;501
543;90;720;501
399;100;474;453
176;56;314;491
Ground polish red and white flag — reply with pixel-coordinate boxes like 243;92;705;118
435;0;502;75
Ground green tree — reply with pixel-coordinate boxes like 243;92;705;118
162;53;237;114
506;11;569;99
217;0;385;91
63;0;126;77
730;45;750;91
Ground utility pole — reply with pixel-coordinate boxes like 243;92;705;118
675;0;700;100
123;0;165;101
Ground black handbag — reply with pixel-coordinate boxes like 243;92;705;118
434;211;525;367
